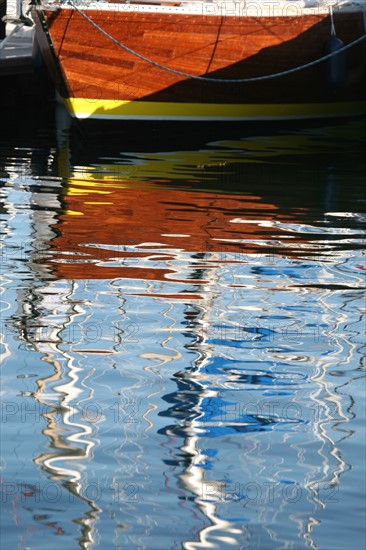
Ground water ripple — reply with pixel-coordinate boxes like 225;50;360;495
1;118;365;549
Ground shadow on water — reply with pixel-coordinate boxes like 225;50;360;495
1;99;365;549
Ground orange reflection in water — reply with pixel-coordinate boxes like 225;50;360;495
49;176;304;280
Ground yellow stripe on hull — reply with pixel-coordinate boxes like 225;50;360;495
63;98;366;121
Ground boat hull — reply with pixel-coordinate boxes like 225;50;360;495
33;3;366;121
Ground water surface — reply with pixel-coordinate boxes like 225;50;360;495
1;110;365;549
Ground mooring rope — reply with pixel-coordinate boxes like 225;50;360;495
68;0;366;83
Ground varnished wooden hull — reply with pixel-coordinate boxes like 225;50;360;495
32;2;366;120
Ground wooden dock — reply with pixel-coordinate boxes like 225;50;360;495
0;34;33;74
0;0;34;75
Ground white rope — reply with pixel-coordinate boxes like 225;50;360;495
68;0;366;83
329;5;336;36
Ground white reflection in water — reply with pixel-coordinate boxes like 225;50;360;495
4;257;362;548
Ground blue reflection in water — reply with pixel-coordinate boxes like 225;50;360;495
0;118;365;549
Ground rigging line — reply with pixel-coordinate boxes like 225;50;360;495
204;17;223;75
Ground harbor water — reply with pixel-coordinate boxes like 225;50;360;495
0;103;365;549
